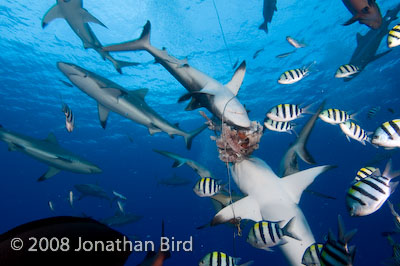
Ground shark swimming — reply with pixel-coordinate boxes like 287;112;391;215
345;4;400;81
210;103;334;266
57;62;206;149
42;0;137;73
102;21;251;129
0;125;101;181
74;183;110;201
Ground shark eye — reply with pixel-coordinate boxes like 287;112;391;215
362;6;369;14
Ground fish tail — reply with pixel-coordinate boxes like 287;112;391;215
383;159;400;179
258;22;268;33
110;58;140;74
103;21;152;52
184;124;208;150
282;217;301;241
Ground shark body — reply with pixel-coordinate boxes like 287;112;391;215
0;125;101;181
42;0;136;73
57;62;205;149
103;21;251;128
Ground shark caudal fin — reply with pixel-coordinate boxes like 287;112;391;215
103;21;151;52
184;124;207;150
153;149;188;168
109;57;140;74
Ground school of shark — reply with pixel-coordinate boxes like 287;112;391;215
1;0;400;265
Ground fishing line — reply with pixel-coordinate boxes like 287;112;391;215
212;0;233;68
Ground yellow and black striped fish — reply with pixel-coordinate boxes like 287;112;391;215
266;104;304;122
193;177;222;197
264;119;294;133
339;121;369;145
278;62;315;84
335;64;359;78
319;109;353;125
302;243;323;266
198;251;253;266
372;119;400;149
388;23;400;48
354;167;377;182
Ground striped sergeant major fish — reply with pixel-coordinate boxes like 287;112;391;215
367;106;381;119
372;119;400;149
264;119;295;134
246;218;300;251
278;62;315;85
354;167;377;182
286;36;306;48
302;243;323;266
388;200;400;232
266;104;308;122
193;177;222;197
335;64;359;78
339;121;370;145
388;23;400;48
320;215;357;266
198;251;253;266
319;109;355;125
62;103;74;132
346;160;400;216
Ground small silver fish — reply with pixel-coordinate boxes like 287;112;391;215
286;36;306;48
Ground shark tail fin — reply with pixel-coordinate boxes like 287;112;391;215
282;217;301;241
184;124;208;150
153;149;187;168
259;22;268;33
103;21;151;52
110;58;140;74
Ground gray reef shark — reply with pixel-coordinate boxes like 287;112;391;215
153;149;215;179
42;0;137;73
74;183;110;201
345;4;400;81
102;21;251;129
157;174;192;187
57;62;206;149
0;125;101;181
259;0;277;33
211;108;335;265
100;212;143;227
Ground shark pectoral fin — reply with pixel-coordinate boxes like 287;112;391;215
97;103;110;129
225;61;246;96
37;167;61;182
280;165;335;204
178;93;193;103
45;132;58;144
343;15;360;26
102;87;124;99
41;4;63;28
148;124;162;135
185;98;203;111
79;8;107;28
211;196;262;226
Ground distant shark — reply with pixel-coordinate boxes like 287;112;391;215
57;62;206;149
100;212;143;227
345;4;400;81
42;0;137;73
102;21;251;129
74;183;110;201
211;102;334;266
0;125;101;181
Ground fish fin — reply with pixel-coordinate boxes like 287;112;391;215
259;22;268;33
97;103;110;129
390;182;399;195
37;167;61;182
129;88;148;100
211;196;262;226
148;124;162;135
41;4;62;28
185;98;203;111
110;58;140;74
103;21;151;52
178;92;192;103
346;135;351;142
7;143;18;151
372;50;391;61
383;159;400;179
225;61;246;96
280;165;336;204
153;149;188;168
45;132;58;144
343;15;360;26
184;124;207;150
282;217;301;241
338;214;357;244
79;8;107;28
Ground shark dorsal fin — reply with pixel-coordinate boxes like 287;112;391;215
211;196;262;225
79;8;107;28
225;61;246;96
97;103;110;129
280;165;334;204
41;4;63;28
45;132;58;144
130;89;149;100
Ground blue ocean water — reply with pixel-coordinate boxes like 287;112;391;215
1;0;400;265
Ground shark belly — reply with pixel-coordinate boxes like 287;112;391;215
231;157;316;266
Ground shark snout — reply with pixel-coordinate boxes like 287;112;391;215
224;101;251;128
57;62;85;77
89;165;102;174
